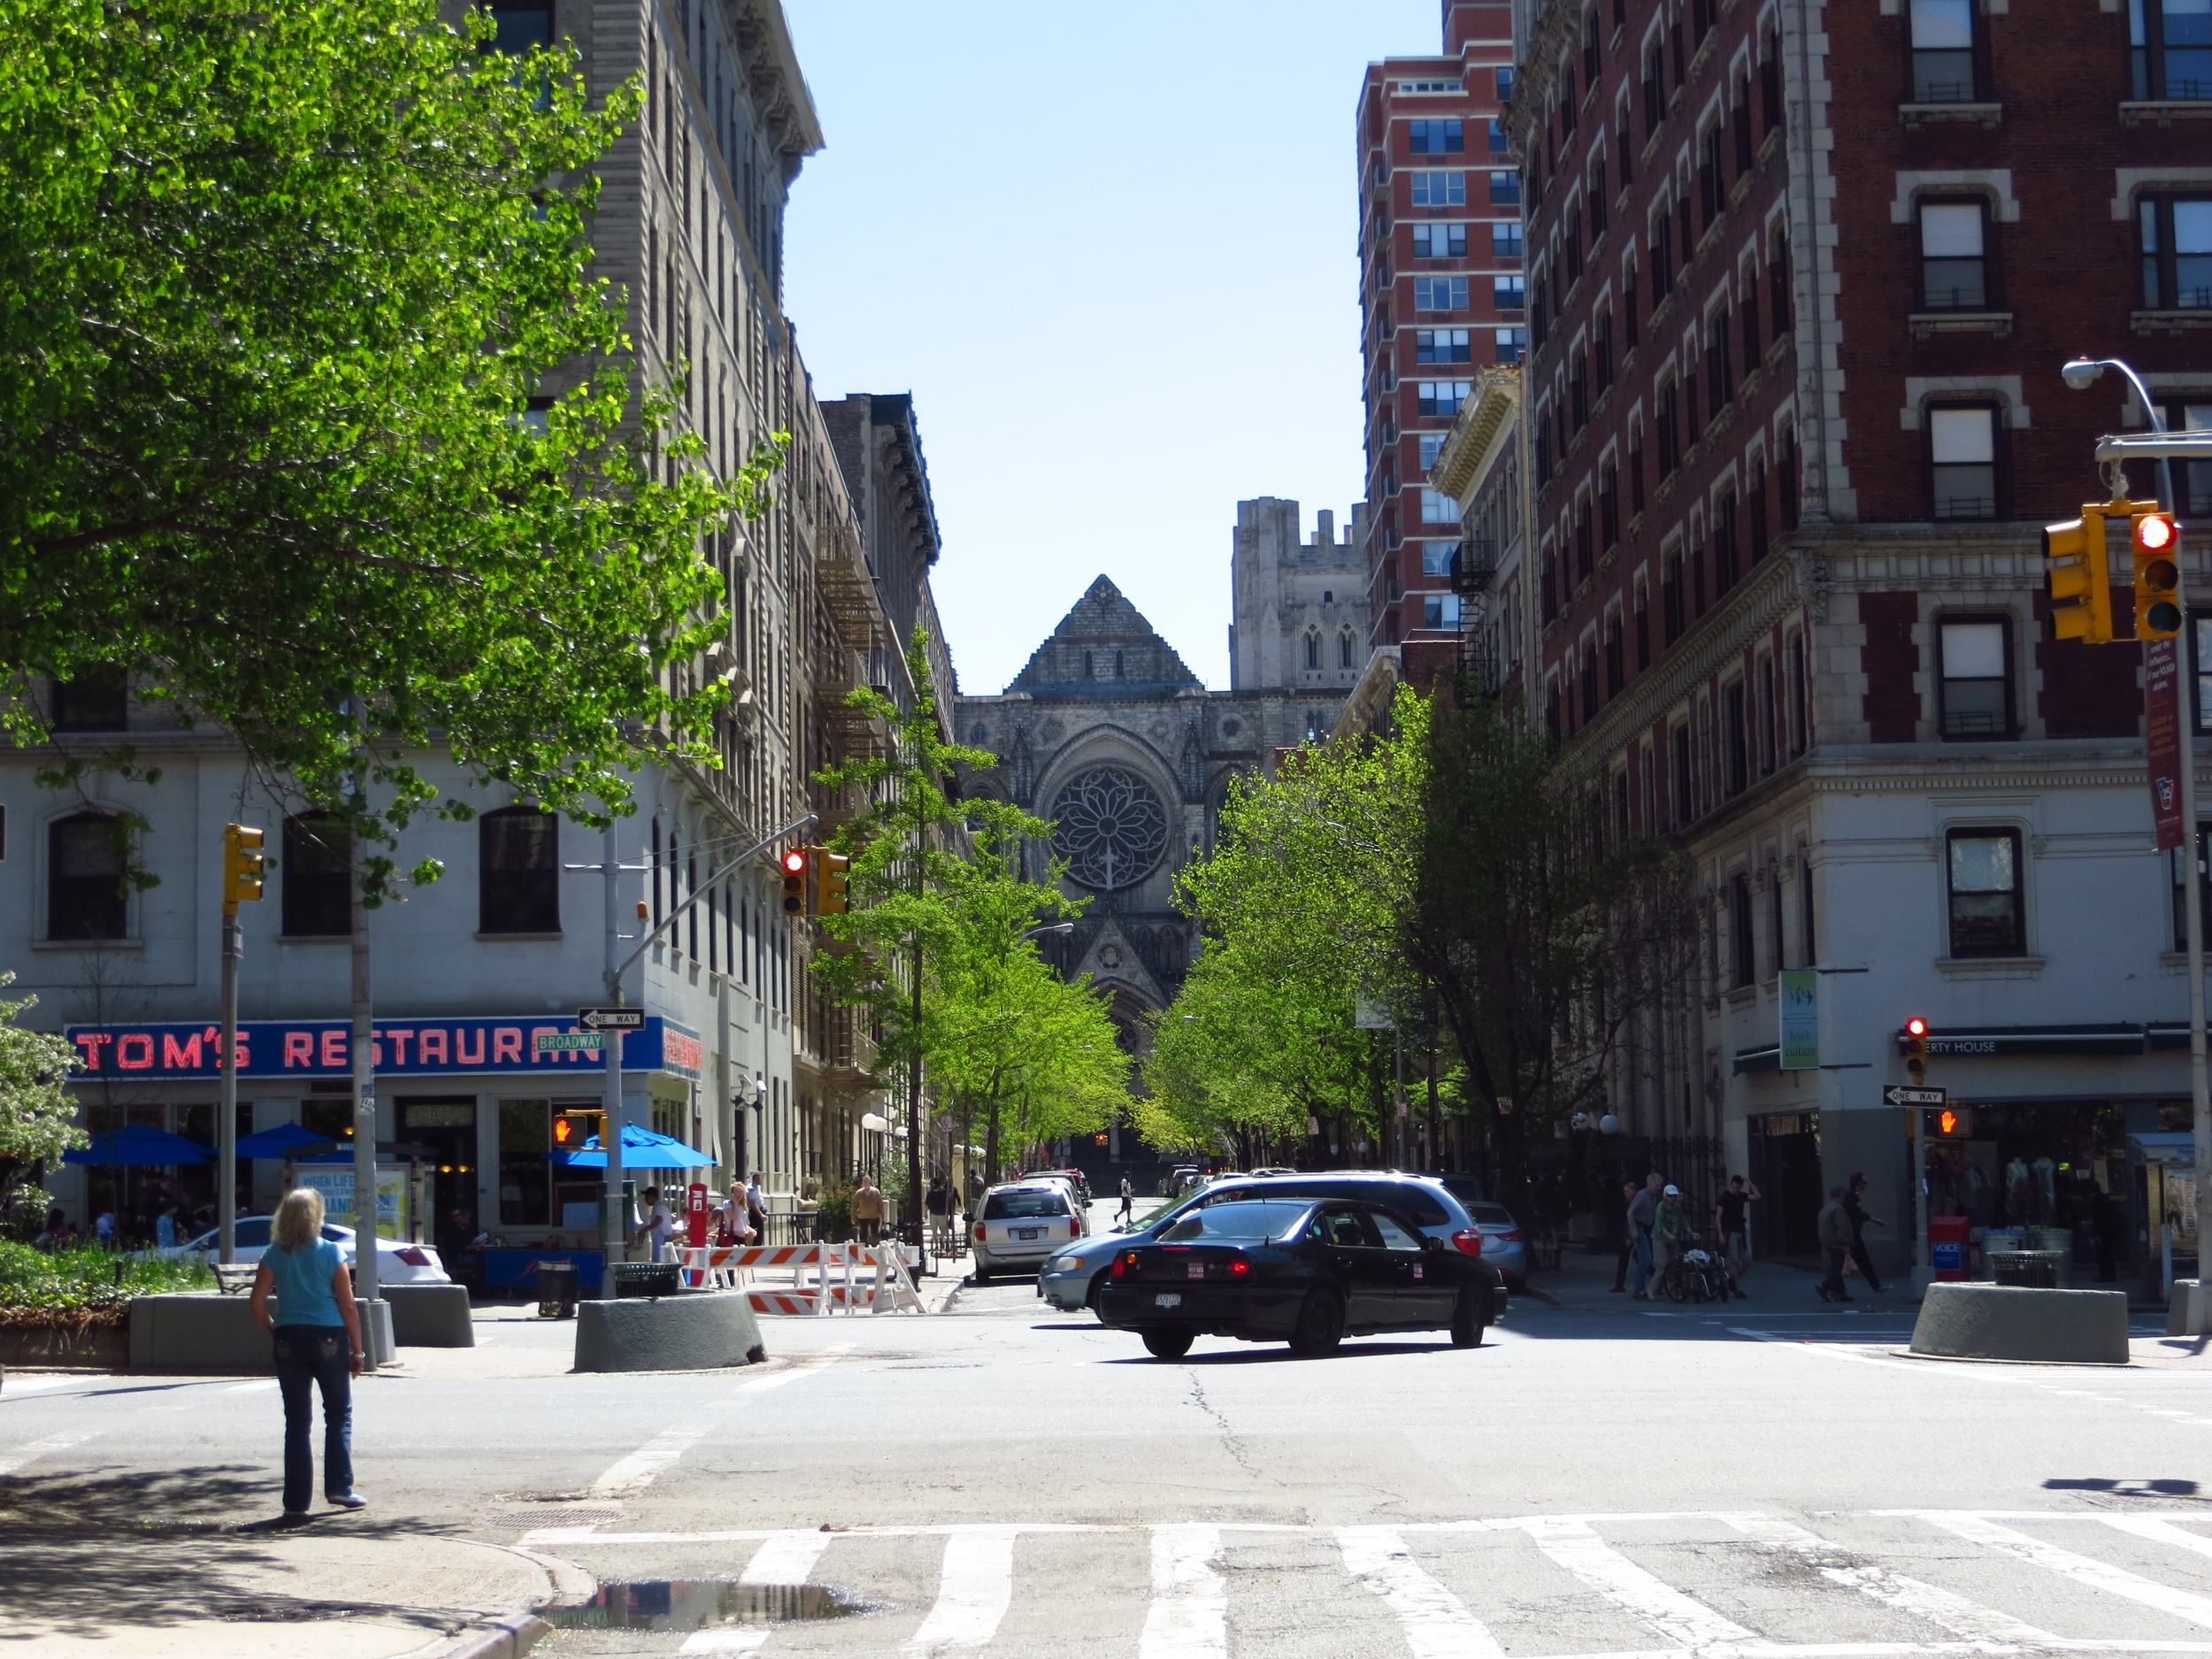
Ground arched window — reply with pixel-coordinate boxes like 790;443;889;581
480;805;560;933
49;813;128;940
1304;632;1321;670
1115;650;1125;677
1340;630;1356;669
282;813;351;937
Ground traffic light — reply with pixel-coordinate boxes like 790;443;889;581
817;849;849;915
222;823;265;912
2132;505;2183;641
1903;1016;1930;1082
2044;504;2115;644
1926;1103;1975;1138
552;1112;595;1151
780;847;809;914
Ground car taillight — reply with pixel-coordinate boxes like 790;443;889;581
394;1248;430;1267
1451;1229;1484;1256
1230;1259;1250;1277
1111;1252;1135;1279
1497;1230;1525;1242
974;1223;987;1240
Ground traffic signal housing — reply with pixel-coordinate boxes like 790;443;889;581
1903;1016;1930;1082
2132;505;2183;641
1926;1103;1975;1139
222;823;265;912
2044;504;2115;644
780;847;809;914
817;850;849;915
552;1111;595;1151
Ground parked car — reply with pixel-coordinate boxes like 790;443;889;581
1432;1178;1531;1290
166;1217;451;1285
1040;1171;1495;1313
971;1183;1083;1282
1025;1167;1093;1208
1096;1196;1502;1359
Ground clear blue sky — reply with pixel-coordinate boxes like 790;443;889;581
781;1;1440;695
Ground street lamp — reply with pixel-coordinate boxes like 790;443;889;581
1023;922;1075;940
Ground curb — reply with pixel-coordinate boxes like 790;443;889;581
434;1611;550;1659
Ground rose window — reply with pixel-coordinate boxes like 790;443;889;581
1049;766;1169;890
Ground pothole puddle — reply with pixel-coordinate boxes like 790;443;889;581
541;1581;872;1632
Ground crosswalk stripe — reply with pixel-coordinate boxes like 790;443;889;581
1141;1524;1226;1658
590;1421;718;1499
1907;1513;2212;1632
902;1526;1019;1655
1517;1514;1759;1648
741;1531;835;1586
0;1430;98;1478
1339;1526;1506;1659
2089;1516;2212;1565
1720;1510;2065;1649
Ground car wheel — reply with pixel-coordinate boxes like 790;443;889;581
1505;1275;1528;1295
1287;1288;1345;1358
971;1265;991;1285
1141;1328;1194;1360
1450;1287;1486;1348
1086;1272;1107;1313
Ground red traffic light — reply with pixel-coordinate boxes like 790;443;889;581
2138;512;2177;553
781;849;808;875
1905;1017;1928;1038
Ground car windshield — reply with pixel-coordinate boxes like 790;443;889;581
1469;1204;1517;1225
1155;1202;1312;1243
985;1190;1068;1219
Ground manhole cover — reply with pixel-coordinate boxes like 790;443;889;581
480;1506;625;1530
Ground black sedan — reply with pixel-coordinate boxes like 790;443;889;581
1095;1198;1502;1359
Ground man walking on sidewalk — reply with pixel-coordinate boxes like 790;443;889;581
1716;1175;1757;1297
1611;1179;1639;1293
1843;1172;1887;1294
1117;1177;1134;1229
1627;1174;1663;1301
851;1174;886;1246
1816;1186;1855;1302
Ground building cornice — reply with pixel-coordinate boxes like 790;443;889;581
1433;366;1522;500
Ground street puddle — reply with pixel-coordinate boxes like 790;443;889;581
543;1581;862;1631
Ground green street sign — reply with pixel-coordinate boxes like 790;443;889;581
533;1032;603;1053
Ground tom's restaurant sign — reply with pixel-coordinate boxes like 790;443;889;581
62;1015;703;1082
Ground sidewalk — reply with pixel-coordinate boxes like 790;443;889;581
1515;1237;1845;1315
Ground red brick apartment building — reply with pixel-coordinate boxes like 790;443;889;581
1357;1;1519;659
1500;0;2212;1267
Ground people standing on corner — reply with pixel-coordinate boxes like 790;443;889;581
1610;1180;1639;1293
850;1174;886;1247
714;1184;755;1247
640;1187;677;1263
744;1171;768;1245
1627;1173;1663;1301
1816;1185;1855;1302
1716;1175;1758;1298
248;1187;367;1517
1842;1171;1888;1294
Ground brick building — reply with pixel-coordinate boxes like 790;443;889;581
1502;0;2212;1276
1356;1;1520;677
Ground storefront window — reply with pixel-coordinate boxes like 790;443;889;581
1947;827;2024;956
1924;1102;2131;1275
500;1099;549;1226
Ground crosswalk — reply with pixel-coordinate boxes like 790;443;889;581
518;1509;2212;1657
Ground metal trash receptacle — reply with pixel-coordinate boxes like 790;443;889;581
1989;1250;2063;1289
612;1261;682;1299
536;1260;579;1318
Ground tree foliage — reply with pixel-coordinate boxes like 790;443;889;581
0;972;88;1202
0;0;781;864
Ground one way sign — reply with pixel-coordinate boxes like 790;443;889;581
1883;1084;1947;1107
577;1007;647;1032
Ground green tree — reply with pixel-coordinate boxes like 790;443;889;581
0;973;88;1209
0;0;780;870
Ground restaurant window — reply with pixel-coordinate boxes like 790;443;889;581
282;813;352;937
2133;0;2212;100
499;1099;552;1227
1919;199;1992;311
1909;0;1980;102
1947;828;2024;957
49;812;129;940
1929;405;1999;520
480;805;560;934
1939;616;2014;739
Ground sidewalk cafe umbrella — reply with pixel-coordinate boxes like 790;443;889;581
234;1123;339;1160
553;1124;715;1169
62;1126;211;1166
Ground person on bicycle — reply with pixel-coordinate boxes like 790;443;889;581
1653;1184;1690;1280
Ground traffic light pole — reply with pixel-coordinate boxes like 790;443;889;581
219;901;241;1267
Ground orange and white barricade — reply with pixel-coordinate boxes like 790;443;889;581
681;1241;925;1315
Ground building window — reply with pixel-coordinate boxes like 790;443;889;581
480;804;560;933
1788;631;1809;754
2133;0;2212;99
1494;327;1527;363
2140;196;2212;310
49;670;127;733
1494;276;1525;311
1938;616;2013;739
49;813;128;940
282;813;352;937
1417;380;1473;418
1490;171;1521;205
1671;725;1694;824
1929;406;1999;520
1410;170;1467;206
1909;0;1980;101
488;1;554;53
1414;275;1470;311
1417;327;1472;363
1421;539;1460;575
1409;119;1466;154
1487;117;1510;153
2160;400;2212;516
1418;433;1447;471
1340;630;1356;669
1801;856;1817;965
1724;681;1749;795
1730;874;1755;987
1304;633;1321;670
1947;828;2024;956
1919;199;1991;310
1422;594;1463;629
1493;222;1525;258
1413;222;1469;259
1497;65;1516;98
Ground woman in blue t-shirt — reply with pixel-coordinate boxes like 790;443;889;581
248;1188;367;1516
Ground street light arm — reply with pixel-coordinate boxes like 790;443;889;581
610;810;817;999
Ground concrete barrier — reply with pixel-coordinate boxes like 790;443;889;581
127;1294;396;1371
2168;1279;2206;1337
1910;1281;2130;1365
384;1284;475;1348
0;1322;130;1370
573;1290;767;1373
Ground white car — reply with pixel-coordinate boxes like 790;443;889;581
168;1217;452;1285
971;1184;1083;1282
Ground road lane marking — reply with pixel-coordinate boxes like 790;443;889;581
1339;1525;1506;1658
225;1379;279;1393
1903;1513;2212;1631
738;1342;856;1392
742;1530;836;1585
1517;1514;1758;1648
1141;1524;1226;1657
902;1525;1018;1654
0;1430;98;1477
680;1632;770;1655
589;1422;720;1499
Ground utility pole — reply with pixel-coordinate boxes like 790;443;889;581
348;792;379;1340
218;823;265;1265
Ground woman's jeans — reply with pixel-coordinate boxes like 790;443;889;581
273;1325;352;1510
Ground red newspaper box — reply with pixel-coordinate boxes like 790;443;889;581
1929;1215;1970;1280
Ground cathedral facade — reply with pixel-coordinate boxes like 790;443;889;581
953;499;1363;1057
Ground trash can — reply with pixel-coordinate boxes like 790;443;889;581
611;1261;681;1299
536;1260;579;1319
1929;1215;1970;1280
1989;1250;2063;1288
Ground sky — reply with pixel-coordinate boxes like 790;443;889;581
780;1;1441;695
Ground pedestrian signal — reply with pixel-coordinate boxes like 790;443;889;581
2044;505;2116;645
1924;1104;1974;1138
2133;506;2183;641
552;1112;595;1149
1903;1016;1930;1081
780;847;809;915
816;849;849;915
222;823;266;911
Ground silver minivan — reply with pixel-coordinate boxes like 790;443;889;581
971;1182;1083;1282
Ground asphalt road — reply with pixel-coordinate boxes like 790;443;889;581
3;1237;2209;1657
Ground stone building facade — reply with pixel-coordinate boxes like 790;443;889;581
1227;498;1369;709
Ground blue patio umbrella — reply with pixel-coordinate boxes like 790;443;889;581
62;1125;212;1165
553;1124;716;1169
234;1123;340;1159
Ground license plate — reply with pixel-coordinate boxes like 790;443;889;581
1187;1262;1205;1279
1014;1228;1041;1240
1155;1293;1182;1308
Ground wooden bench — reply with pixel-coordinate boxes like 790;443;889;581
211;1263;258;1295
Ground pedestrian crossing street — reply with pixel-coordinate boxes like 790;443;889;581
519;1508;2212;1656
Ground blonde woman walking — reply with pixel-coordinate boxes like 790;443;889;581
248;1188;367;1516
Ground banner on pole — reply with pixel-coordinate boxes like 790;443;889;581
2148;636;2185;852
1778;971;1820;1070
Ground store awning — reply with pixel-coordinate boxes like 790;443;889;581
1732;1045;1781;1075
